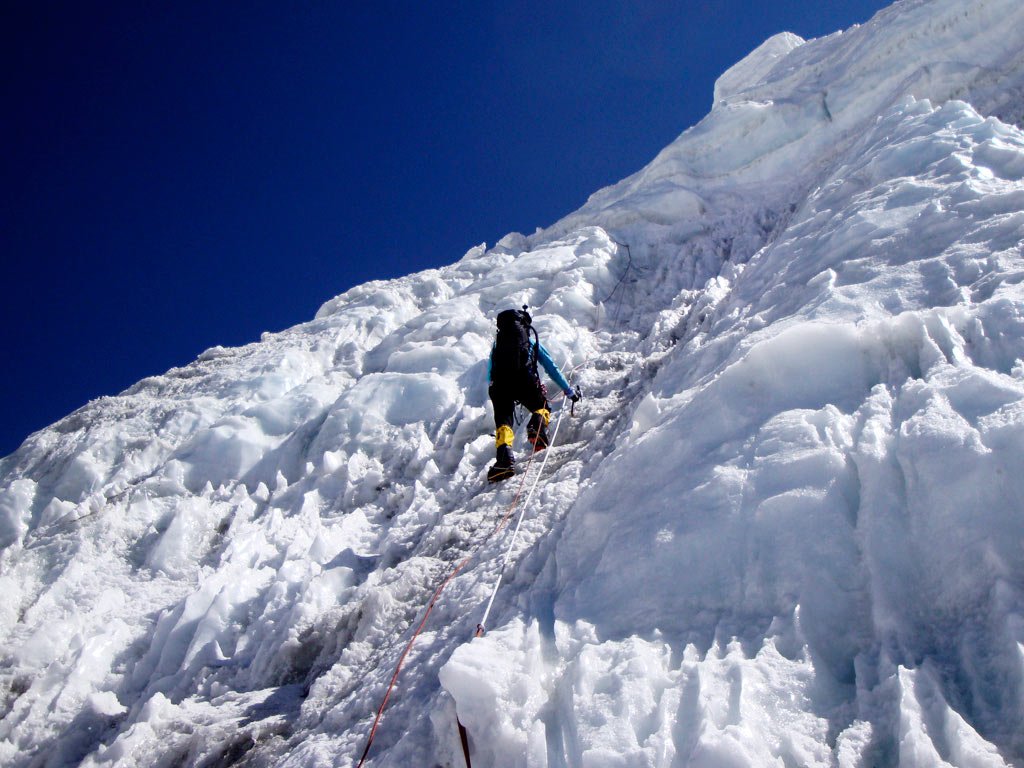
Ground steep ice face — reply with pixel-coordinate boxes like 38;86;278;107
550;0;1024;238
511;97;1024;767
4;1;1024;767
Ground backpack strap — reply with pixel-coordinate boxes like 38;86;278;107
528;324;540;375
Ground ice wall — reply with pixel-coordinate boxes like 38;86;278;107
3;1;1024;767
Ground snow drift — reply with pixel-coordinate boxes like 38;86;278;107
4;0;1024;766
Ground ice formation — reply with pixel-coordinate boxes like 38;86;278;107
3;0;1024;765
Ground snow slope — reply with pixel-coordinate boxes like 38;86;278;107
4;0;1024;765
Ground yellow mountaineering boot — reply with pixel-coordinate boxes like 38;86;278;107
527;409;550;452
487;426;516;483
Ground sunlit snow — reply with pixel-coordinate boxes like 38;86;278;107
4;0;1024;766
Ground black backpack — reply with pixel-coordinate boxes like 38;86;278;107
492;308;539;382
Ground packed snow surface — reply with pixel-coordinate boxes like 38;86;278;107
4;0;1024;765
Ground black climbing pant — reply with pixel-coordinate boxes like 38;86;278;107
489;374;549;448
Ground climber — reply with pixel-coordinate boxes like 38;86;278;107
486;307;580;483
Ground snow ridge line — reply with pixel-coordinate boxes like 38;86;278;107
356;364;575;767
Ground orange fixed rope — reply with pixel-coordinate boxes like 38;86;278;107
456;391;573;768
357;352;580;766
473;393;572;636
355;446;539;767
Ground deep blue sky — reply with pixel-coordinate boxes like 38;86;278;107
2;1;892;457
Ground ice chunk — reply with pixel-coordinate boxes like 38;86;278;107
714;32;806;105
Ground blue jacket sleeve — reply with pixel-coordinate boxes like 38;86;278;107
535;342;572;394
